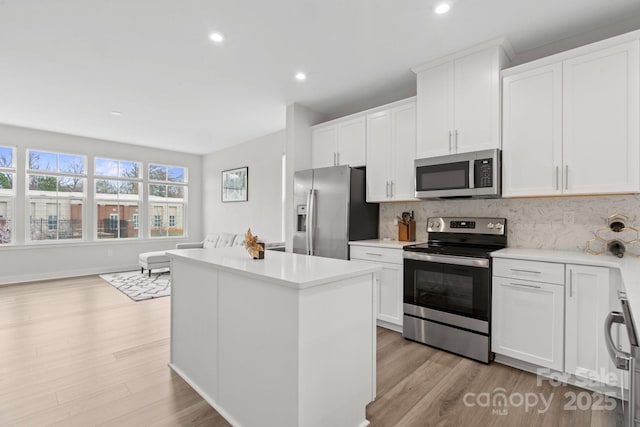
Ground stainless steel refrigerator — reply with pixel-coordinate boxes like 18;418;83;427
293;165;379;260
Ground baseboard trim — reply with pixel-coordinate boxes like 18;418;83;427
0;264;140;286
377;319;402;333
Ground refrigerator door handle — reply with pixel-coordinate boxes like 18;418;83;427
305;190;312;255
308;189;317;256
605;311;631;370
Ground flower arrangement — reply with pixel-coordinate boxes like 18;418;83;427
243;228;265;259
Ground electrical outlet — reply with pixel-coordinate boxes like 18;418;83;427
563;211;575;225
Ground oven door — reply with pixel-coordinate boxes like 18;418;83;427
404;253;490;323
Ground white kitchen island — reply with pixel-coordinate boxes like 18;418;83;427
166;247;381;427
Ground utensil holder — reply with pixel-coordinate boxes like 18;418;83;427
398;221;416;242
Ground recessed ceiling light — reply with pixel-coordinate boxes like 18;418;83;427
209;32;224;44
434;2;451;14
110;111;122;116
295;72;307;81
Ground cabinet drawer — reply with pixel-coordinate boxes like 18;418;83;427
350;246;403;264
493;258;565;285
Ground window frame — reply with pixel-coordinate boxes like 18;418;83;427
148;163;188;238
0;145;16;245
26;149;87;243
94;157;143;240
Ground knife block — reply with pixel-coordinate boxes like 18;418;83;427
398;221;416;242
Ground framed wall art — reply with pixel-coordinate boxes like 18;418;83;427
221;166;248;202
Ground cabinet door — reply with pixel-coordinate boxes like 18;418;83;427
337;116;366;167
311;125;338;169
565;265;617;386
492;277;564;370
366;110;392;202
351;257;403;328
563;41;640;195
502;63;563;197
390;101;417;201
416;62;454;158
454;48;501;154
376;263;403;326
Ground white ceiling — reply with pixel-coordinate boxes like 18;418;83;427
2;0;640;155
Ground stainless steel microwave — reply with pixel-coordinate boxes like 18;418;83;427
414;149;501;199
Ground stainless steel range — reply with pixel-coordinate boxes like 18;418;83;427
403;217;507;363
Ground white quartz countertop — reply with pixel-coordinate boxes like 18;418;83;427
492;248;640;325
349;239;425;249
167;247;381;289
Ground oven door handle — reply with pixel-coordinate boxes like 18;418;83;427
403;251;489;268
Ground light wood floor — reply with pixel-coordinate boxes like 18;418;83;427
0;276;621;426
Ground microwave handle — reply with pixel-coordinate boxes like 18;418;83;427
468;159;475;189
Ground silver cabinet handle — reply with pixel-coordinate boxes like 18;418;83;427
509;282;541;289
333;152;337;166
556;166;559;191
565;165;569;190
365;252;382;256
337;152;340;165
448;131;452;153
569;270;573;297
510;268;541;275
454;130;458;153
386;181;390;198
390;181;394;198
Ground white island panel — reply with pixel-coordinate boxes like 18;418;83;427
217;270;300;426
168;247;379;427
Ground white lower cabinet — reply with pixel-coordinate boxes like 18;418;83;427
565;265;618;386
492;276;565;370
350;245;403;330
493;256;624;392
374;263;403;326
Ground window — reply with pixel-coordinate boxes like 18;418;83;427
149;164;187;237
0;146;15;244
47;214;58;231
27;150;85;241
95;158;141;239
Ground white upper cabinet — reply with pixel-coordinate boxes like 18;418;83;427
311;125;338;169
311;116;365;169
365;99;417;202
415;62;453;158
562;41;639;195
413;41;509;159
502;35;640;197
502;63;563;197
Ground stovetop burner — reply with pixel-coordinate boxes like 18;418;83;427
403;217;507;258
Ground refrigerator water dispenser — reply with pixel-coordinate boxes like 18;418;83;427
297;205;307;232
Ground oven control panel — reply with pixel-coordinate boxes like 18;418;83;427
427;217;506;235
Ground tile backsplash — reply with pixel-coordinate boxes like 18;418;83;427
380;195;640;251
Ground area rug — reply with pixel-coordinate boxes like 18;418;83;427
99;270;170;301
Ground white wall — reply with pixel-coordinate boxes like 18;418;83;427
284;103;325;251
202;130;285;243
0;123;202;285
